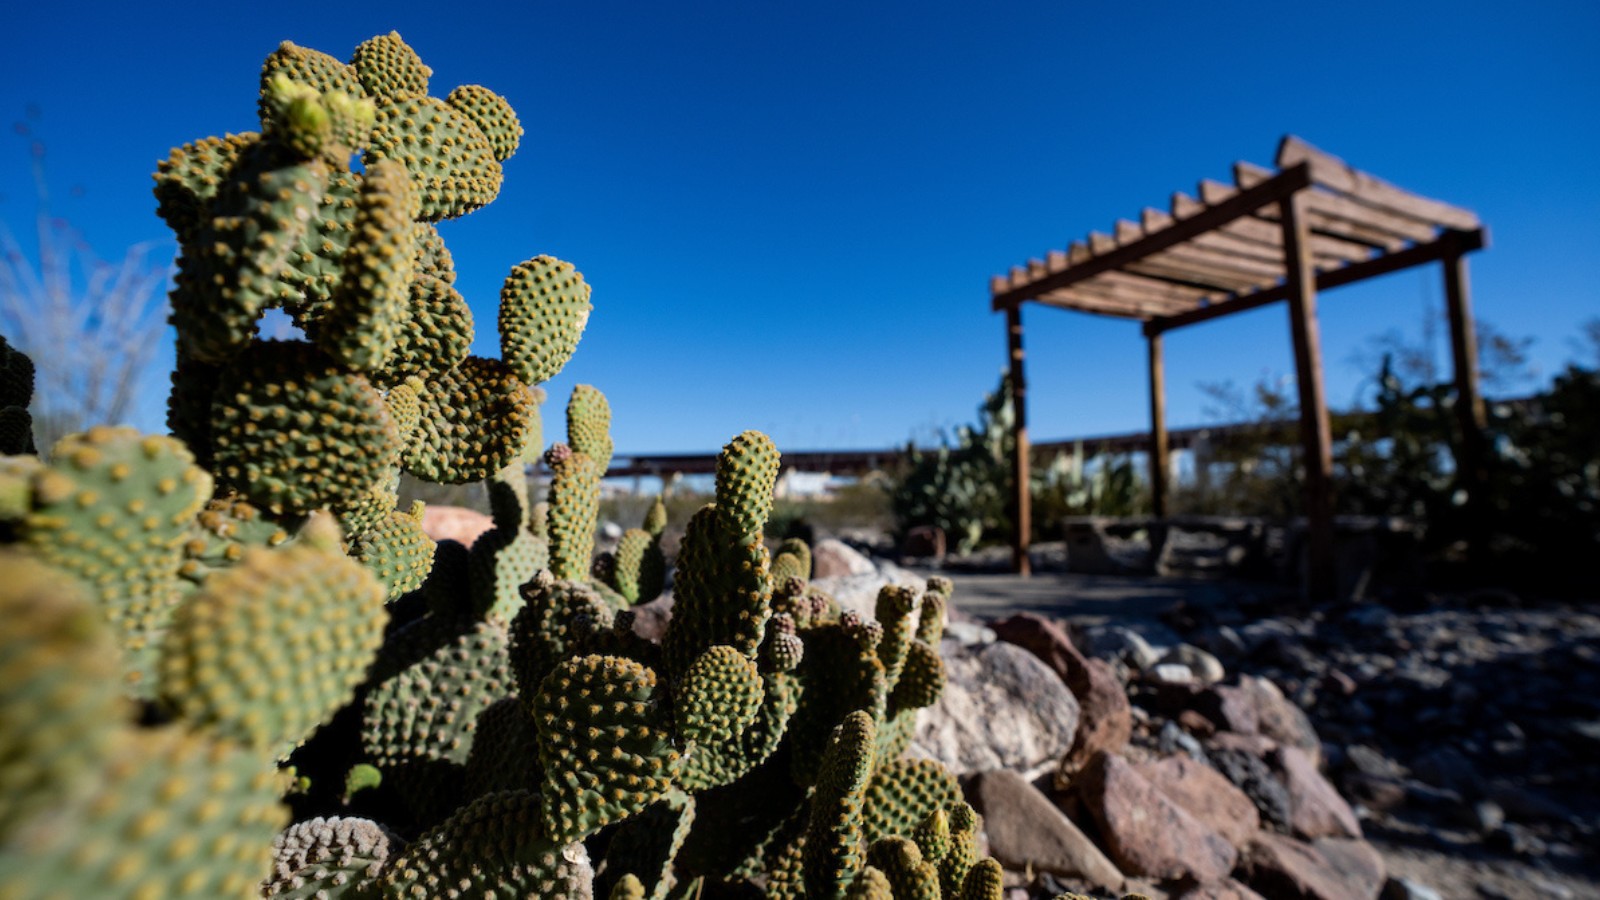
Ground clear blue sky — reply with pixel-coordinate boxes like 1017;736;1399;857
3;2;1596;455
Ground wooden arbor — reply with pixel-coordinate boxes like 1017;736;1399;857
991;136;1487;598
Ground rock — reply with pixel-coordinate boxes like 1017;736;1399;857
810;566;924;621
811;538;877;578
1157;721;1209;762
990;614;1132;779
1241;833;1384;900
1152;663;1197;685
1085;626;1162;671
967;769;1125;890
420;504;494;548
1178;709;1217;739
1485;780;1571;822
1409;744;1480;795
629;594;673;643
1271;745;1362;840
1380;877;1442;900
1076;752;1237;883
1239;675;1321;764
1192;684;1260;735
910;641;1080;776
1137;755;1262;853
1162;644;1226;684
943;621;996;646
1207;745;1292;833
1171;878;1269;900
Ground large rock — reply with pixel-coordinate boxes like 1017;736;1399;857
1136;755;1261;852
810;560;924;621
1271;746;1361;840
1172;879;1268;900
968;769;1124;890
1191;684;1260;735
1240;675;1321;764
990;614;1132;778
420;505;494;548
810;538;877;578
910;641;1079;776
1241;833;1384;900
1076;752;1237;883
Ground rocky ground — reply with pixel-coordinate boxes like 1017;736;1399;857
803;538;1600;900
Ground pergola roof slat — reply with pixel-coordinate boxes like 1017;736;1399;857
1277;136;1479;231
1175;192;1373;267
1235;162;1440;246
1116;219;1285;283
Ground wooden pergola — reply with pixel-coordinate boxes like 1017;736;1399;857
991;136;1487;598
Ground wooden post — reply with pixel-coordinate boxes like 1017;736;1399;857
1280;192;1336;603
1005;303;1032;576
1442;237;1488;508
1147;332;1170;519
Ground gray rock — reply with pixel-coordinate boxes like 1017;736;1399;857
910;641;1080;776
811;538;877;579
1381;878;1442;900
1084;626;1162;671
1163;644;1226;684
810;566;924;621
943;621;997;646
1152;663;1197;685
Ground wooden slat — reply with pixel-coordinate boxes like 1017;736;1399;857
1115;218;1284;282
1037;289;1163;320
1278;136;1479;231
1042;274;1200;318
1143;207;1284;266
1237;163;1438;245
1091;269;1215;304
1127;256;1268;293
1179;191;1374;265
1199;177;1400;250
989;163;1313;307
1145;227;1486;335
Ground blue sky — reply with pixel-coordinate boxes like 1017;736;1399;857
3;2;1596;455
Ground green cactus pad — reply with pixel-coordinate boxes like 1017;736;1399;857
468;470;545;621
910;809;951;864
959;859;1004;900
866;838;940;900
642;495;668;536
265;816;393;899
404;356;537;484
874;585;919;694
175;492;292;590
446;84;523;162
152;132;258;241
714;431;780;542
915;589;946;645
498;256;592;386
533;654;679;844
365;95;501;221
771;538;812;584
160;513;388;750
333;465;400;540
662;504;772;680
411;222;456;285
462;696;544;799
210;341;399;515
377;273;473;386
611;527;664;604
259;76;376;167
0;552;124;842
938;804;982;898
610;874;647;900
675;668;800;794
675;645;764;748
844;866;893;900
508;573;614;702
361;614;513;822
379;790;593;900
350;32;431;100
0;407;34;456
888;640;945;715
384;378;423;444
566;384;614;474
307;158;416;371
860;760;964;848
170;159;328;362
260;41;365;115
597;791;695;900
353;502;436;601
804;711;877;900
278;170;362;320
545;445;601;581
0;727;289;900
20;427;212;694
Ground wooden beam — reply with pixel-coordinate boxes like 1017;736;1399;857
1180;190;1376;265
1145;206;1285;266
1236;163;1438;246
1148;333;1170;519
1037;289;1163;320
1281;192;1336;604
990;163;1313;308
1117;217;1286;281
1144;227;1486;335
1005;303;1031;576
1442;241;1489;514
1278;136;1479;231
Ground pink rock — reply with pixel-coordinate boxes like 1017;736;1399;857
1077;752;1237;883
1241;675;1321;764
1136;755;1261;853
1242;833;1384;900
969;769;1125;890
1171;878;1269;900
420;505;494;548
1271;745;1362;840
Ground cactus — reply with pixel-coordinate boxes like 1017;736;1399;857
0;29;1015;900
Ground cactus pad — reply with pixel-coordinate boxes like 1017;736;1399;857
265;816;393;899
307;158;416;371
365;96;501;221
379;790;593;899
404;356;537;483
351;32;431;100
446;84;523;162
499;256;592;386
